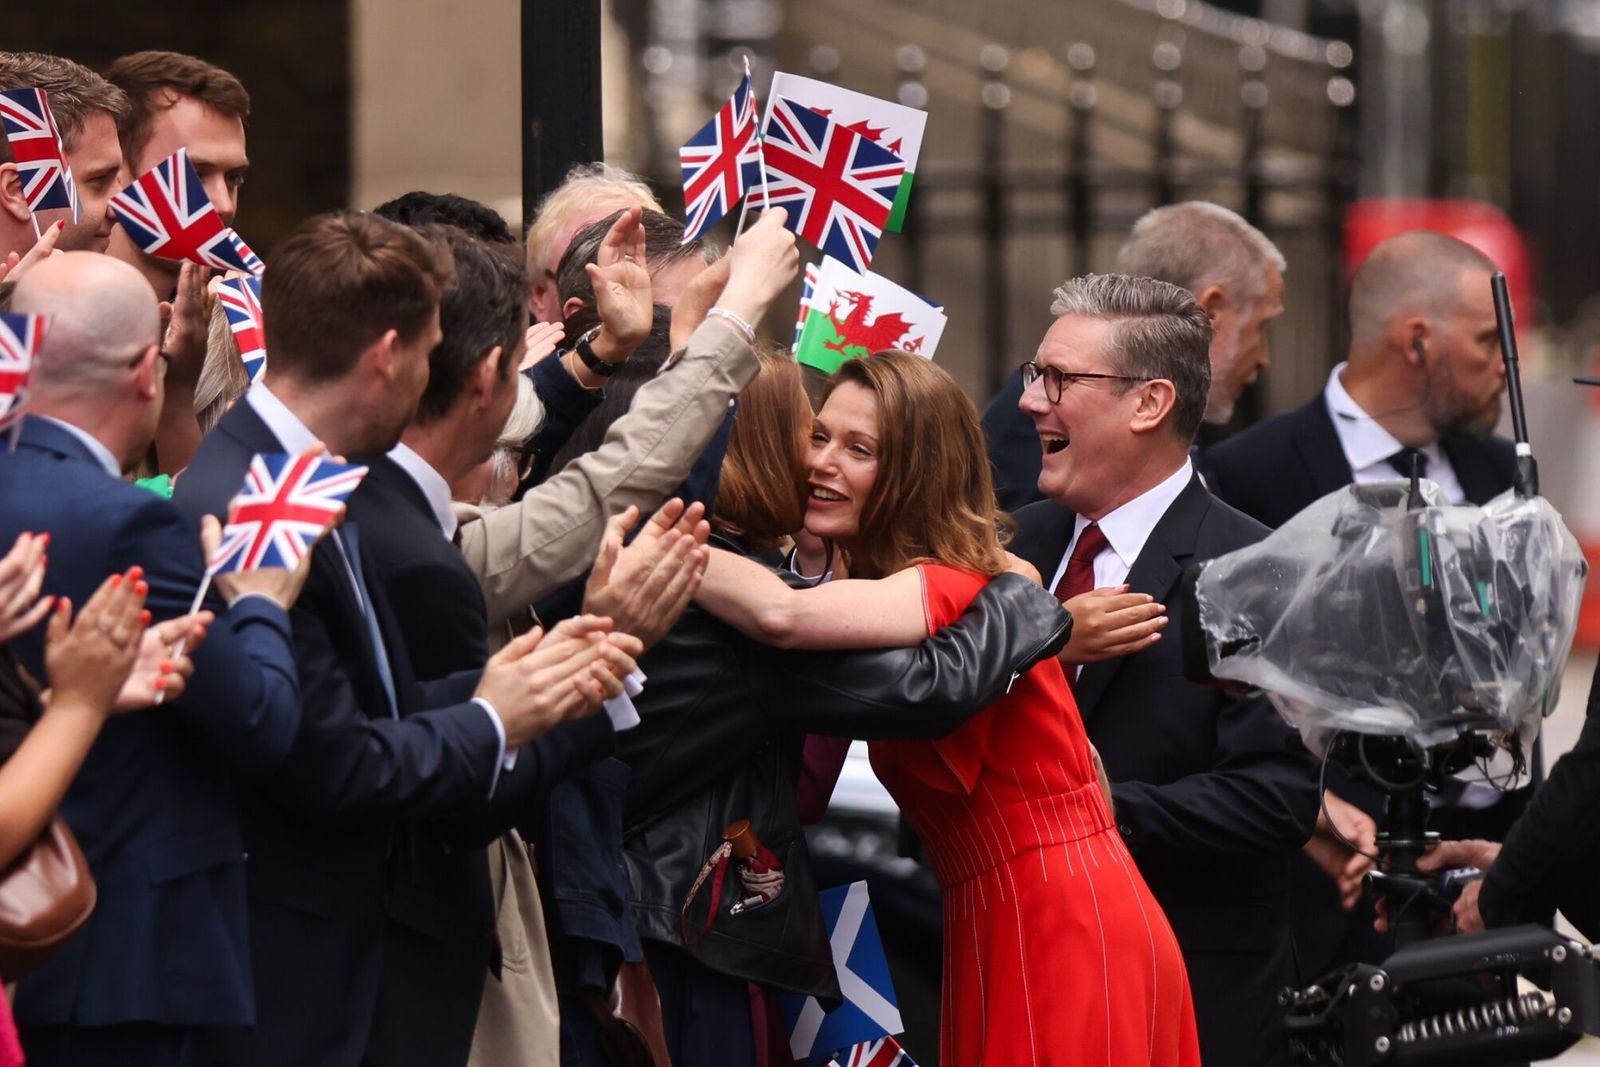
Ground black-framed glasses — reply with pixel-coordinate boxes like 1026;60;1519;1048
1019;360;1152;404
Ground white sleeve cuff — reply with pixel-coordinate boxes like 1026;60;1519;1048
604;669;646;732
471;696;513;794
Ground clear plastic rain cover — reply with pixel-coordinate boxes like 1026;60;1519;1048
1194;481;1587;761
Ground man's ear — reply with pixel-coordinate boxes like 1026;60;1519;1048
366;328;401;382
0;164;32;225
1129;378;1179;435
473;345;504;405
131;344;162;399
561;295;587;323
1193;283;1228;325
1396;317;1432;366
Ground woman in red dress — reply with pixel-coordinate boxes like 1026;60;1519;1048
695;351;1200;1067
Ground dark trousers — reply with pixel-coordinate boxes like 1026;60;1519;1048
643;940;756;1067
22;1022;213;1067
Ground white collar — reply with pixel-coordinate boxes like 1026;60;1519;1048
1322;362;1443;473
1076;458;1193;569
243;379;318;454
36;415;120;478
387;442;458;541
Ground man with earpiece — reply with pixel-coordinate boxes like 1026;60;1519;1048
1203;230;1522;982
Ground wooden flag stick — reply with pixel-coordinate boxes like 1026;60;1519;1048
155;569;214;705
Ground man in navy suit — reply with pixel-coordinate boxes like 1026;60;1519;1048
1008;274;1318;1067
171;211;641;1067
0;252;307;1066
1204;231;1521;981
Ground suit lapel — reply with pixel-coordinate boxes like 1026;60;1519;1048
1291;396;1356;501
1441;436;1499;504
1073;475;1209;718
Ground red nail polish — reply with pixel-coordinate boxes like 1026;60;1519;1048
154;677;167;691
134;581;148;597
128;566;144;581
140;610;152;626
38;532;49;549
109;574;122;588
159;661;174;672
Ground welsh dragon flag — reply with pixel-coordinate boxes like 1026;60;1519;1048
769;73;926;232
794;256;946;374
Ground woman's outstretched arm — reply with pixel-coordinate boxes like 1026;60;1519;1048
694;547;928;649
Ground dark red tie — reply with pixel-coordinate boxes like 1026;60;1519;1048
1053;522;1109;605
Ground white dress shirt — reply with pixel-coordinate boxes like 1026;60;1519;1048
386;440;644;734
244;382;511;791
1046;459;1195;595
1322;363;1467;504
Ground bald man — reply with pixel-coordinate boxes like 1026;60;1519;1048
0;252;310;1066
1202;231;1521;981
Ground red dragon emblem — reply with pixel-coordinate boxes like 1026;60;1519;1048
824;290;922;356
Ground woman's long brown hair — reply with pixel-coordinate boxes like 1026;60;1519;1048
712;349;811;552
826;351;1010;580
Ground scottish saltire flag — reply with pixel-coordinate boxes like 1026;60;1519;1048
0;311;47;435
217;275;267;382
111;148;264;275
0;88;79;220
827;1035;919;1067
793;262;821;349
783;881;903;1063
680;71;761;242
760;98;905;274
209;452;366;573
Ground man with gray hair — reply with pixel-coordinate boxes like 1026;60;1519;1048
525;162;661;324
1204;230;1520;986
1115;201;1287;424
983;200;1286;511
1008;273;1318;1067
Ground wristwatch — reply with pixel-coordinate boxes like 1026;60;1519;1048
573;325;621;378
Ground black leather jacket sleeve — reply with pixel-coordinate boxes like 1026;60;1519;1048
748;572;1072;740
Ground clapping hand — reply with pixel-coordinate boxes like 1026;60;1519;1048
475;615;643;749
583;499;711;653
43;568;150;717
0;532;53;643
521;320;566;371
116;612;209;710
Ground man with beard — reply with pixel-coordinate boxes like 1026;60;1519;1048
1203;229;1518;982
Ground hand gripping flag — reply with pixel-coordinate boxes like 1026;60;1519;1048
111;148;264;276
827;1035;919;1067
783;881;904;1063
217;275;267;382
0;88;79;221
680;69;760;242
208;452;366;574
760;98;905;274
0;311;47;439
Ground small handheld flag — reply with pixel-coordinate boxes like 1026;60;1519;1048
217;276;267;382
761;99;905;274
0;311;47;448
827;1035;920;1067
795;257;946;374
680;68;761;242
783;881;903;1064
209;452;366;575
0;88;79;224
111;148;263;276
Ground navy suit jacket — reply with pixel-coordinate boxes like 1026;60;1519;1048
1202;393;1518;528
171;402;509;1067
0;417;300;1030
349;455;613;1067
1012;475;1319;1067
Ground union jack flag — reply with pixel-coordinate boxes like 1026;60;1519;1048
217;275;267;382
760;98;904;274
793;261;820;349
679;70;761;242
0;311;47;436
0;88;79;220
827;1036;919;1067
209;452;366;573
110;148;263;276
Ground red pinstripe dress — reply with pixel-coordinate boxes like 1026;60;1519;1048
869;566;1202;1067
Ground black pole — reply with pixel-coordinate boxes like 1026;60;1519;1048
980;49;1010;399
1065;44;1096;275
522;0;603;231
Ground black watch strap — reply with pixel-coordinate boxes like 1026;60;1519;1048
574;329;620;378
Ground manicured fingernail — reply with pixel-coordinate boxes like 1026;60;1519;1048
134;581;148;597
154;677;167;690
159;660;174;673
128;566;144;581
110;574;122;587
38;532;49;548
140;610;152;626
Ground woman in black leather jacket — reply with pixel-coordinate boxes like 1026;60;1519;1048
616;353;1073;1066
